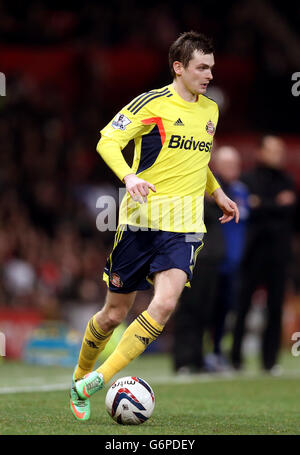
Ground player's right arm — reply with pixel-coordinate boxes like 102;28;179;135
123;173;156;203
96;103;156;203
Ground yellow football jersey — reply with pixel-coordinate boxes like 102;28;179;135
98;83;220;233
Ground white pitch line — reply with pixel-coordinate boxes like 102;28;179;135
1;369;300;394
0;383;70;394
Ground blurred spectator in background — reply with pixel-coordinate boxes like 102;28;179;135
0;60;115;315
231;135;297;374
172;196;225;374
204;146;249;372
173;146;249;374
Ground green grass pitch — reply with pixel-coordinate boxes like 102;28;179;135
1;352;300;435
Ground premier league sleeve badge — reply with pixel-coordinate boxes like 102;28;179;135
112;113;132;130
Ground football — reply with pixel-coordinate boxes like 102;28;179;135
105;376;155;425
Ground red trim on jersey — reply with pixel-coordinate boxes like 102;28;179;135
141;117;166;145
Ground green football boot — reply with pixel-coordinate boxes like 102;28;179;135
70;366;91;421
75;371;104;400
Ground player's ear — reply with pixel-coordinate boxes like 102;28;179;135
173;61;183;77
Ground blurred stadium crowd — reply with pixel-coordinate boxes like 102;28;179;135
0;1;299;361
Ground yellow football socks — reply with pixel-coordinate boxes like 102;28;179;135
74;315;113;380
96;311;164;384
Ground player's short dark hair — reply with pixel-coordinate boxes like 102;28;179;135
169;31;214;79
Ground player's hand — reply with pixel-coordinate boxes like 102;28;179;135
123;174;156;203
212;187;239;224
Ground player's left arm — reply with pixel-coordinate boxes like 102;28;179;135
206;166;220;195
205;104;220;195
212;186;240;224
205;104;239;223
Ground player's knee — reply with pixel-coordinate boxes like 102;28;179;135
96;305;128;331
105;307;128;329
151;295;178;320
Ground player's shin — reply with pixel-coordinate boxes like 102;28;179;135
74;315;114;380
96;310;164;383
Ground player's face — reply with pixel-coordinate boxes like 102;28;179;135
180;50;214;95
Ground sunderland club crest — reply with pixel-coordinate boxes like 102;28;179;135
110;272;123;288
205;120;215;136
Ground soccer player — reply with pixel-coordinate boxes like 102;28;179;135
70;31;239;421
